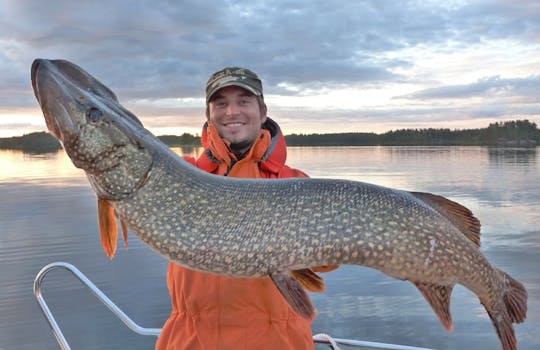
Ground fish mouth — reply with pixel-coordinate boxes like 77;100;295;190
31;58;78;143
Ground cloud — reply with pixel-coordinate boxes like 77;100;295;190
399;75;540;101
1;0;540;135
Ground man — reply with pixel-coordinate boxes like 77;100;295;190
155;67;337;350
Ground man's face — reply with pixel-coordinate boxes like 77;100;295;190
207;86;266;145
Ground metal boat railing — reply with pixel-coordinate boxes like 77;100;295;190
34;262;436;350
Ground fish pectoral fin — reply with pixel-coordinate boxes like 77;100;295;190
111;208;128;250
411;191;481;248
415;282;454;331
270;271;315;319
97;198;118;259
120;219;129;250
291;269;325;292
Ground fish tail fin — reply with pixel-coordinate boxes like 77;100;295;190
270;271;315;320
483;269;527;350
485;305;517;350
415;282;454;331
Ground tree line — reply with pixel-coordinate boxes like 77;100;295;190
1;119;538;153
286;119;539;146
0;132;62;153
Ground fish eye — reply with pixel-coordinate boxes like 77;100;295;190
87;107;103;122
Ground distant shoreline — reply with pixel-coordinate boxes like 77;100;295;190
1;119;538;153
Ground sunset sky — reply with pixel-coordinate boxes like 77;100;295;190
1;0;539;138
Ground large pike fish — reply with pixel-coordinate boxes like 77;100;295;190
31;59;527;350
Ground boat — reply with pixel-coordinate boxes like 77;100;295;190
34;262;437;350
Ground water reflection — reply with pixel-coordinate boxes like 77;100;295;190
487;147;537;165
0;148;205;185
0;149;86;185
0;146;539;350
169;146;203;159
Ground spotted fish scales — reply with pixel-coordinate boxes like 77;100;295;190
31;58;527;350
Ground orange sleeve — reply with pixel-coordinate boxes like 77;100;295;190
277;165;309;179
182;155;196;166
292;168;309;178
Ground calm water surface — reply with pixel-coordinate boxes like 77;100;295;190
0;146;538;350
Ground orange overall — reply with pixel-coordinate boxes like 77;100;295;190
155;120;335;350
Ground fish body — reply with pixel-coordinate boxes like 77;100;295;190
31;59;527;350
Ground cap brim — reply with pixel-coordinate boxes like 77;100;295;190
207;82;261;102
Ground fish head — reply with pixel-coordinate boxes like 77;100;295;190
31;58;154;200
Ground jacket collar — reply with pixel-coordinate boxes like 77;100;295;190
196;118;288;175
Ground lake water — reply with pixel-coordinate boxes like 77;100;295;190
0;146;538;350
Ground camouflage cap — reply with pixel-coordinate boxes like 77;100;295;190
205;67;263;103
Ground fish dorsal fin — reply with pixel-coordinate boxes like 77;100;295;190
411;192;481;248
291;269;325;293
270;271;315;319
415;282;454;332
97;198;117;259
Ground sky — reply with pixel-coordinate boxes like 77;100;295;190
1;0;540;138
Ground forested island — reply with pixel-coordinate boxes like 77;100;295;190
286;119;540;147
0;131;62;153
1;119;538;153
